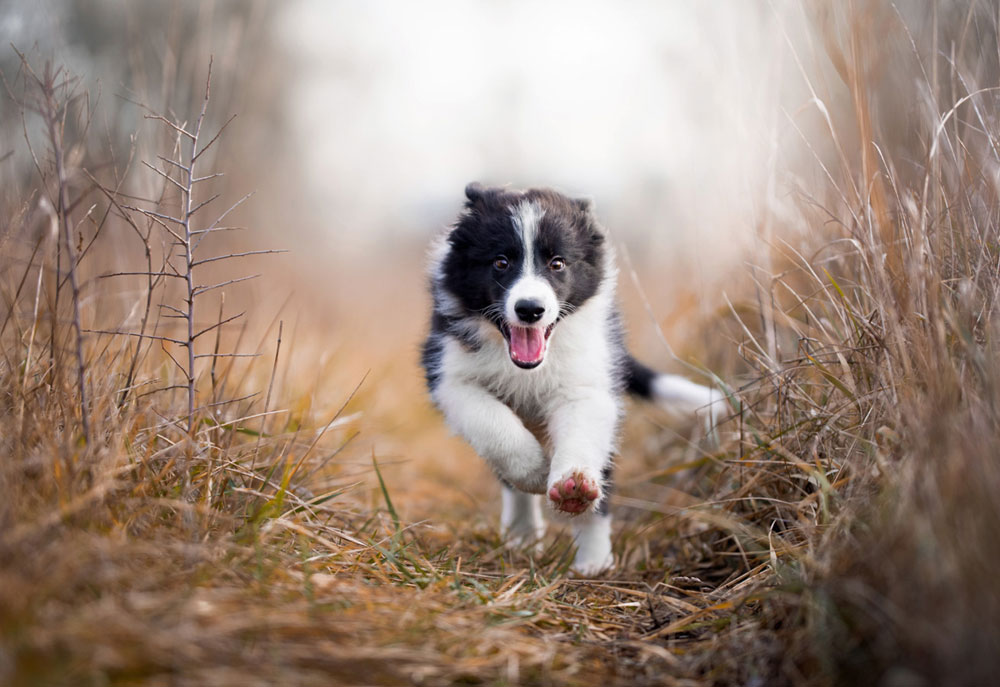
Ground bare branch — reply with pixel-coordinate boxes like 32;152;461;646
143;113;194;140
140;160;186;193
192;112;237;162
158;303;188;317
192;172;224;183
157;155;189;172
39;60;90;443
136;384;189;399
188;193;220;216
99;270;185;280
83;329;185;345
196;391;260;411
191;249;287;267
193;274;260;297
206;192;254;231
190;225;244;236
122;205;184;226
194;352;260;359
160;339;189;377
192;311;245;340
0;233;45;340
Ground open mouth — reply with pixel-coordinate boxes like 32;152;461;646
500;323;555;369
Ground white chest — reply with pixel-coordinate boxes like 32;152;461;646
439;290;617;423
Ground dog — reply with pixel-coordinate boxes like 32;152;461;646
421;183;720;575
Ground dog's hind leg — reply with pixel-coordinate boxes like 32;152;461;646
570;510;614;576
501;486;546;549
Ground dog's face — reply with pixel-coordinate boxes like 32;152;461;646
439;183;607;369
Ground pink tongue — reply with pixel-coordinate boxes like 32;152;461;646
509;326;546;364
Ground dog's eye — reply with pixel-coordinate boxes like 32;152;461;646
493;256;510;271
548;256;566;271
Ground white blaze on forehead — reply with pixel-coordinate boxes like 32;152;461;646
510;200;544;276
506;199;558;327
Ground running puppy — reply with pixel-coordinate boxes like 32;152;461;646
422;183;719;575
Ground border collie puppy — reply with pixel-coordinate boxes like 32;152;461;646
422;183;719;575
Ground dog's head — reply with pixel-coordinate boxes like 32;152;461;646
434;183;608;369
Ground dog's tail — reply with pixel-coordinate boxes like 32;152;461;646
625;355;725;429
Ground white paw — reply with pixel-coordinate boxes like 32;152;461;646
569;511;614;576
570;548;614;577
502;522;546;550
501;490;546;550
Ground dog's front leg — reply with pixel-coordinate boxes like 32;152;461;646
545;390;620;574
433;380;548;493
546;390;619;512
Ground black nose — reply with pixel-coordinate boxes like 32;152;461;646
514;299;545;324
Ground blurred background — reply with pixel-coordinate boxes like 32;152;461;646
0;0;820;508
1;0;807;285
4;2;1000;684
2;0;986;515
4;0;997;521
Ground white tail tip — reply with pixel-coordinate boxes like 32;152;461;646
651;374;726;434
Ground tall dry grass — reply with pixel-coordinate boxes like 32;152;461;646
1;3;999;686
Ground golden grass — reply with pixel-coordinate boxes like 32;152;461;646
3;4;1000;686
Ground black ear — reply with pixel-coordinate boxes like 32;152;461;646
465;182;487;203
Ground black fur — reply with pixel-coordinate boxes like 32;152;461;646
440;186;605;337
596;463;614;516
424;184;661;404
624;355;658;400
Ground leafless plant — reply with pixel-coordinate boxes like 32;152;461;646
93;57;283;455
4;51;95;443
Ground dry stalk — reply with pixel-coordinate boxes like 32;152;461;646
94;58;283;457
9;53;93;443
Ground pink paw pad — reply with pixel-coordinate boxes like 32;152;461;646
548;471;601;514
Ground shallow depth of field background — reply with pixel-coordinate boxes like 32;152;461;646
0;0;809;515
2;1;999;685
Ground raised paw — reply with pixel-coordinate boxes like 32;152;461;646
547;470;601;515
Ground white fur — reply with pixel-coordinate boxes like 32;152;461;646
510;200;543;270
501;486;546;547
432;357;549;493
427;231;451;282
506;201;559;327
651;374;718;409
570;511;614;576
432;249;621;573
505;275;559;328
652;374;725;434
429;204;719;576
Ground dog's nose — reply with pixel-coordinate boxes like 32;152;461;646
514;299;545;324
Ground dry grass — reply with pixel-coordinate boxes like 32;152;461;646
2;4;1000;686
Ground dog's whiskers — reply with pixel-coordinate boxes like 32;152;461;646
558;301;578;317
480;303;506;322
